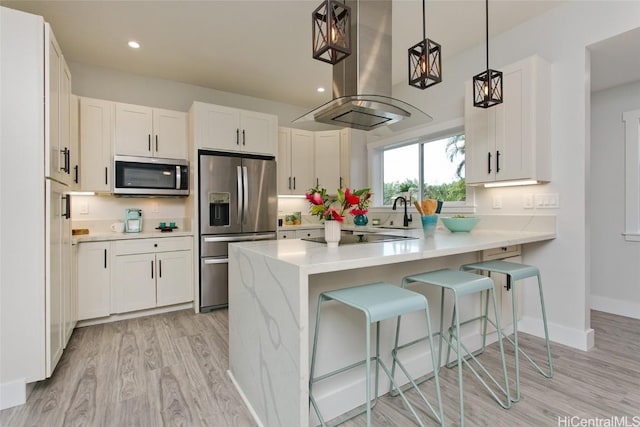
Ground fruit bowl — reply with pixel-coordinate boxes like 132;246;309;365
440;216;480;233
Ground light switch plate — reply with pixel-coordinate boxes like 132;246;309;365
79;201;89;214
493;196;502;209
523;194;534;209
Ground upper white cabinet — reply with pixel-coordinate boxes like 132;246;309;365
46;27;74;186
464;55;551;185
80;97;113;192
69;94;80;188
278;127;315;195
190;102;277;156
114;102;187;160
314;130;341;190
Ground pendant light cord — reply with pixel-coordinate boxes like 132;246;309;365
485;0;489;70
422;0;426;40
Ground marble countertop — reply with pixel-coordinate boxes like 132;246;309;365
233;227;556;275
74;229;194;243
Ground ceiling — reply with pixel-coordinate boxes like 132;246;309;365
2;0;637;107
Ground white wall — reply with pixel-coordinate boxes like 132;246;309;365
589;80;640;319
365;1;640;350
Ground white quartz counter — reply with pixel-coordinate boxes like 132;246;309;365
229;216;556;427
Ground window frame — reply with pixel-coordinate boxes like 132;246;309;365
623;108;640;242
367;118;476;214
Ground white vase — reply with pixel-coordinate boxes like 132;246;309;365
324;220;341;248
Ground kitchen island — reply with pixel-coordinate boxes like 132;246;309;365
228;216;555;427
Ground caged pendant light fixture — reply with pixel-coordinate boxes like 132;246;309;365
408;0;442;89
473;0;503;108
312;0;351;65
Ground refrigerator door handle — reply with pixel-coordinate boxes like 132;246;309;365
236;165;243;224
242;166;249;224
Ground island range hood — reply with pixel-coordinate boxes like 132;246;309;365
294;0;432;134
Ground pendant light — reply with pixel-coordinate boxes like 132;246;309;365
408;0;441;89
312;0;351;65
473;0;503;108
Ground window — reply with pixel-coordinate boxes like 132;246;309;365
382;133;467;205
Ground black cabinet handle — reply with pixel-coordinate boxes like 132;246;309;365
105;167;108;185
62;194;71;219
288;177;291;190
104;249;107;269
151;260;154;279
159;259;162;278
496;150;501;173
340;177;343;189
242;129;246;146
487;152;492;174
316;178;319;187
293;177;296;190
60;148;69;172
236;129;240;145
74;165;79;184
67;149;71;174
155;135;158;152
148;134;151;151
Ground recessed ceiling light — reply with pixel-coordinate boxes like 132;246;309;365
128;40;141;49
317;87;325;93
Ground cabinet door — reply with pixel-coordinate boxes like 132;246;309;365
46;27;63;181
77;242;111;320
464;81;493;184
69;94;80;188
156;250;193;306
314;130;341;190
277;128;292;194
113;253;156;313
46;182;65;377
61;199;73;347
290;129;315;195
153;108;187;160
114;102;154;157
59;58;72;186
199;104;241;152
240;110;276;155
80;97;113;192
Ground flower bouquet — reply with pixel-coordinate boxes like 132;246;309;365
305;186;371;222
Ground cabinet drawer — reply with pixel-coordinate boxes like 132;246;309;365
482;245;521;260
113;236;192;255
295;228;323;239
278;231;295;240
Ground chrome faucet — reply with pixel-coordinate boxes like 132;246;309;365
392;196;412;227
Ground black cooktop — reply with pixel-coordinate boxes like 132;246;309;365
301;233;417;245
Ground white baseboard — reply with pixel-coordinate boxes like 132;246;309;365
0;378;26;410
227;370;264;427
518;315;594;351
590;295;640;320
76;302;193;327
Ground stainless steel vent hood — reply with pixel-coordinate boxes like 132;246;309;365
294;0;432;134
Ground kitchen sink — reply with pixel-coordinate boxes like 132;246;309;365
302;233;417;245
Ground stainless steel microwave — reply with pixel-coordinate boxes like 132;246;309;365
114;155;189;196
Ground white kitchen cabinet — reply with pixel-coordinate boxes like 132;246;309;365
314;130;341;190
80;97;113;192
190;101;277;156
114;102;187;160
277;230;296;240
277;127;315;195
112;237;193;313
69;94;80;189
465;55;551;185
295;228;323;239
77;241;111;320
68;242;78;343
339;128;351;189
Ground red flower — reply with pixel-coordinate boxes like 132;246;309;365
344;188;360;206
324;207;344;222
350;208;368;216
305;191;323;205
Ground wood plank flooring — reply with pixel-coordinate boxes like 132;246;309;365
1;310;638;426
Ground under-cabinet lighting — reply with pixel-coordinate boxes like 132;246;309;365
68;191;96;196
484;180;539;188
278;194;307;198
317;87;326;93
128;40;141;49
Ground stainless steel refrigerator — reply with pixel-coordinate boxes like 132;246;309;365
198;150;277;311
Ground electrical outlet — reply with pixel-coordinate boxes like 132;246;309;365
79;201;89;214
523;193;534;209
492;196;502;209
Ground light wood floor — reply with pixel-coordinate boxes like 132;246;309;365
1;310;638;426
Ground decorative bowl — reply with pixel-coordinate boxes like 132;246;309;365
440;216;480;233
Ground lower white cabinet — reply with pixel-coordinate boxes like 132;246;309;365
112;236;193;313
277;228;323;239
77;241;111;320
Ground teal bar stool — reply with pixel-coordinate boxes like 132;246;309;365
309;282;445;427
399;269;511;427
460;260;554;402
